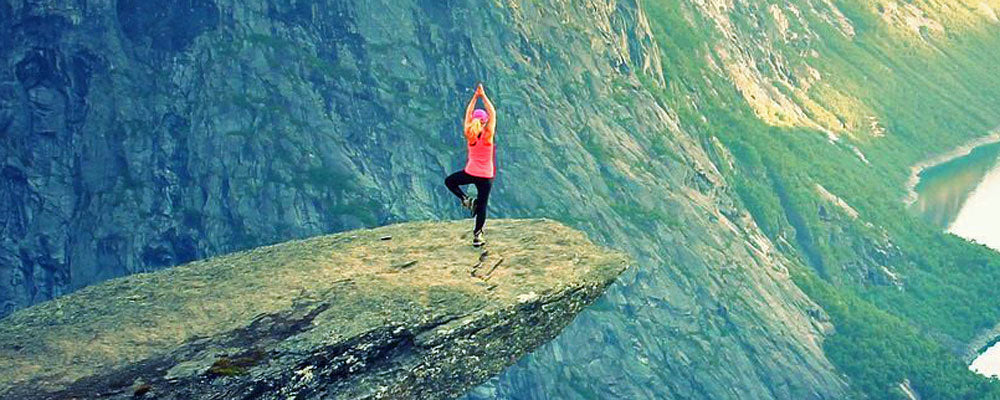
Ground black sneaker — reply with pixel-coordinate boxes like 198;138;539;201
472;231;486;247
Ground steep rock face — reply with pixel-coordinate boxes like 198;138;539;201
0;0;852;398
0;219;627;399
0;0;663;314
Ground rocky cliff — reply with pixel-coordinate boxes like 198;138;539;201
0;219;627;399
4;0;1000;398
1;1;853;397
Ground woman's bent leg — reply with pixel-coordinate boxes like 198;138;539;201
472;178;493;234
445;171;474;200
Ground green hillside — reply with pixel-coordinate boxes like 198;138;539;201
640;0;1000;397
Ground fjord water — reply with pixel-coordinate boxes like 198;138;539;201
912;142;1000;378
912;143;1000;232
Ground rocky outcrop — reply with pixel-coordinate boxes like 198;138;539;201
0;219;627;400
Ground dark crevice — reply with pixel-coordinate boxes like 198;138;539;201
766;167;828;279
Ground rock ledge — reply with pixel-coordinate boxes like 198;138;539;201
0;219;627;400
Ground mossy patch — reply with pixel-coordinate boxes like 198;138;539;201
206;350;266;378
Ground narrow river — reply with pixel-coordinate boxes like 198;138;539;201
911;141;1000;379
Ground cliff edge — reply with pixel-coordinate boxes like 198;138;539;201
0;219;627;400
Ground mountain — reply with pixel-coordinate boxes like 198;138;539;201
2;0;1000;398
0;219;627;399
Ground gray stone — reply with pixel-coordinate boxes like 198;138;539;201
0;219;626;400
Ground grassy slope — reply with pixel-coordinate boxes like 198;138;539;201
642;0;1000;398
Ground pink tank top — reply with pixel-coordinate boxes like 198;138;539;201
465;138;495;178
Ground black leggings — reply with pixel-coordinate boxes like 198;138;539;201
444;170;493;234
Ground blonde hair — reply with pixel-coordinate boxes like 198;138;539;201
465;119;493;145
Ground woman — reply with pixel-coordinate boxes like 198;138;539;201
445;83;497;247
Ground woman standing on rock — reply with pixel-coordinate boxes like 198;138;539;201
445;83;497;247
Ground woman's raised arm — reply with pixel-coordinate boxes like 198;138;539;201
482;88;497;134
464;86;483;126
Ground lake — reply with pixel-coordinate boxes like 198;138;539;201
911;141;1000;379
